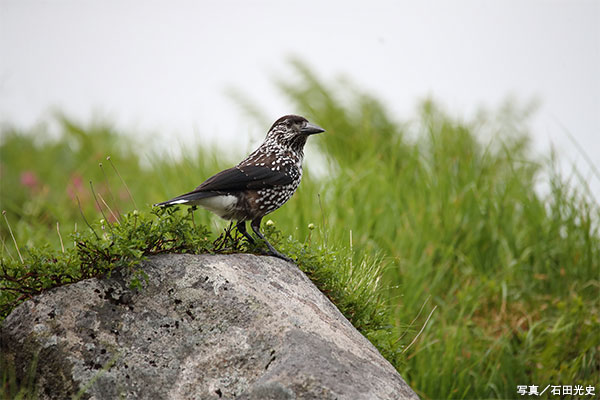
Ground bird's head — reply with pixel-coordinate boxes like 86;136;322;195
264;115;325;152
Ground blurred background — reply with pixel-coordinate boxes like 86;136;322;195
1;0;599;198
1;1;599;399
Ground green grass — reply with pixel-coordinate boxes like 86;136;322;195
1;62;599;399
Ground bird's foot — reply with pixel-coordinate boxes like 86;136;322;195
261;239;294;262
267;249;294;263
249;218;294;263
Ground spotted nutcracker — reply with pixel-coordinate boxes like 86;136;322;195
154;115;325;261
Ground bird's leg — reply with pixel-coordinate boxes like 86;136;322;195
225;221;235;241
189;205;197;229
250;217;293;262
235;220;255;244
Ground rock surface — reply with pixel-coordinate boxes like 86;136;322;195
1;254;418;400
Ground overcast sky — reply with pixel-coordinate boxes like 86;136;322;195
1;0;599;199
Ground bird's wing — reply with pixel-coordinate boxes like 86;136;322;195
154;166;294;206
195;165;294;192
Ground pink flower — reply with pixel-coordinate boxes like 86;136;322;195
20;171;38;189
67;173;84;201
70;173;83;189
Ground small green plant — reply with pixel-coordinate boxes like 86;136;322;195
0;207;211;319
263;220;389;335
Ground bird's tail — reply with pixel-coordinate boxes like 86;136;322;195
153;191;217;207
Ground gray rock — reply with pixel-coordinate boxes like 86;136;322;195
1;254;418;400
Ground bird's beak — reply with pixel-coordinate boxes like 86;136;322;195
301;122;325;135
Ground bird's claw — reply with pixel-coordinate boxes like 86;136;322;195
268;250;294;263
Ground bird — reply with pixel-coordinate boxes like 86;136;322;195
154;115;325;261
